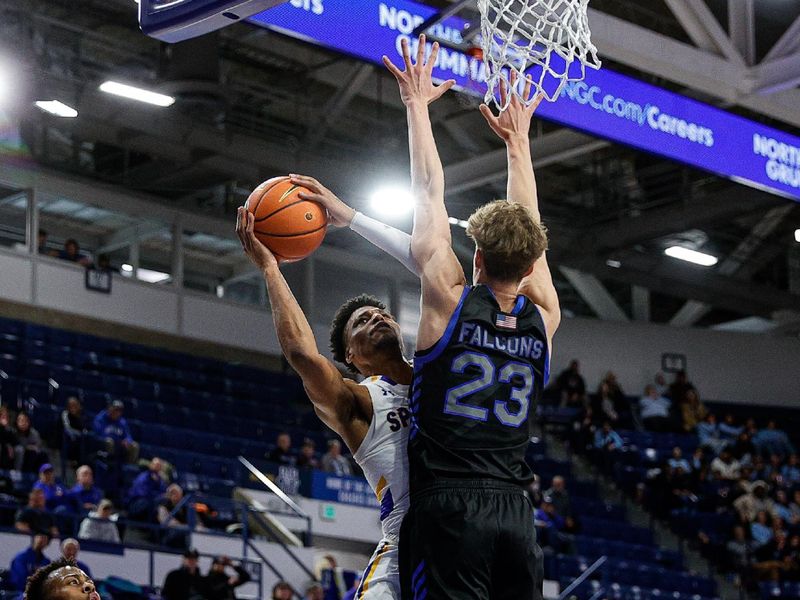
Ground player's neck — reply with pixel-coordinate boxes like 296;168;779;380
476;277;520;313
360;350;413;385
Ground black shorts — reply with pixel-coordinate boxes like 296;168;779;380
399;479;543;600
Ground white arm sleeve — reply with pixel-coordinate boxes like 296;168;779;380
349;212;419;276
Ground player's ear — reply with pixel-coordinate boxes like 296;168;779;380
345;345;355;366
474;247;484;268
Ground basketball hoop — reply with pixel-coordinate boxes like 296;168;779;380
477;0;601;110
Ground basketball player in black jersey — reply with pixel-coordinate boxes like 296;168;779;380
382;36;561;599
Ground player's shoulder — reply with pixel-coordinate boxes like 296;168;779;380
359;376;409;403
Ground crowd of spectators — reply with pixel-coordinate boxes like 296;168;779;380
554;360;800;592
162;549;251;600
261;432;354;476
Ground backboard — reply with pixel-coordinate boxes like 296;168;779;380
139;0;287;43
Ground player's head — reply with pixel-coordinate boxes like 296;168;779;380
24;559;99;600
466;200;548;285
330;294;404;375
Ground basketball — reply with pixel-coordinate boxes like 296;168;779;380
245;176;328;262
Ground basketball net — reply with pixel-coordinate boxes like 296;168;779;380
477;0;601;110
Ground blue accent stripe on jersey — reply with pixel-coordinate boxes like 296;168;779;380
379;375;397;386
532;302;551;386
511;294;526;315
413;286;471;368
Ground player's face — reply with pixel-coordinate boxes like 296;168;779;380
43;566;100;600
345;306;402;363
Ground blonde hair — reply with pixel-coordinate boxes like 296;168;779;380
466;200;548;282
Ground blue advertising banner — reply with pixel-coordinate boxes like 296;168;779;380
305;469;377;507
250;0;800;202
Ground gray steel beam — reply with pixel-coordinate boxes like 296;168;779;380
749;53;800;95
559;266;629;322
305;63;374;146
727;0;756;66
663;0;744;64
444;129;609;195
669;204;796;326
764;15;800;61
96;221;170;254
631;285;650;322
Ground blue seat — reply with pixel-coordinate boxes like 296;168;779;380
79;370;105;390
23;359;50;381
103;375;130;395
0;354;19;376
51;364;76;387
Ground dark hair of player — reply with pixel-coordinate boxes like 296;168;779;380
329;294;386;373
24;558;75;600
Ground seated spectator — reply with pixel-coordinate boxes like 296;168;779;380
764;454;785;484
57;238;91;266
0;406;17;470
593;382;619;425
697;414;726;454
126;457;167;521
93;400;139;464
9;533;51;591
33;464;68;511
68;465;103;513
15;489;59;538
14;411;49;472
203;556;251;600
782;454;800;485
60;397;88;465
268;432;295;466
296;439;319;470
774;490;798;527
158;483;189;548
304;583;324;600
272;582;294;600
667;370;696;406
594;422;624;451
711;448;742;481
719;413;743;442
78;498;120;544
726;525;754;575
555;360;586;406
753;531;798;581
735;481;774;523
322;440;352;476
534;497;571;552
732;431;757;466
754;420;796;460
37;229;52;256
544;476;572;518
681;389;707;433
653;372;669;397
750;510;775;548
162;549;203;600
639;385;672;432
668;447;692;473
59;538;92;579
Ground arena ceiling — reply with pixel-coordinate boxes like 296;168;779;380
1;0;799;333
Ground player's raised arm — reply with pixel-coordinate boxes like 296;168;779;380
236;207;361;431
383;35;465;350
479;75;561;339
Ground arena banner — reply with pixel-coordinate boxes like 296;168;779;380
250;0;800;202
303;470;377;507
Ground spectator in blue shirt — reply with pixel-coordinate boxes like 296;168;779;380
32;464;68;512
753;420;795;459
697;413;727;455
639;385;672;433
68;465;103;513
9;534;51;591
93;400;139;464
594;422;624;451
126;457;167;521
751;511;774;548
668;447;691;473
782;454;800;486
719;413;743;441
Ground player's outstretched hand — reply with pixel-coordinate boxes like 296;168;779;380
236;206;278;271
479;71;543;143
382;34;455;107
289;174;355;228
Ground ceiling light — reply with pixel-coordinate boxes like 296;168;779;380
795;229;800;243
135;268;171;283
35;100;78;118
121;264;133;273
606;259;621;268
370;186;413;218
664;246;718;267
99;81;175;107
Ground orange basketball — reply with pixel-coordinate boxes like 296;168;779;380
245;176;328;262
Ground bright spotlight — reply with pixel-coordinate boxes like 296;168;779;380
99;81;175;107
370;186;414;217
448;217;469;229
795;228;800;243
121;264;134;273
664;246;718;267
35;100;78;118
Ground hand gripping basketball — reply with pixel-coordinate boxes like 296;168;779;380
236;207;278;272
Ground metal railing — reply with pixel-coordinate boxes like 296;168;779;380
558;556;607;600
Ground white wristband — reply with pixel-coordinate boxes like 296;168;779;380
350;212;419;276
